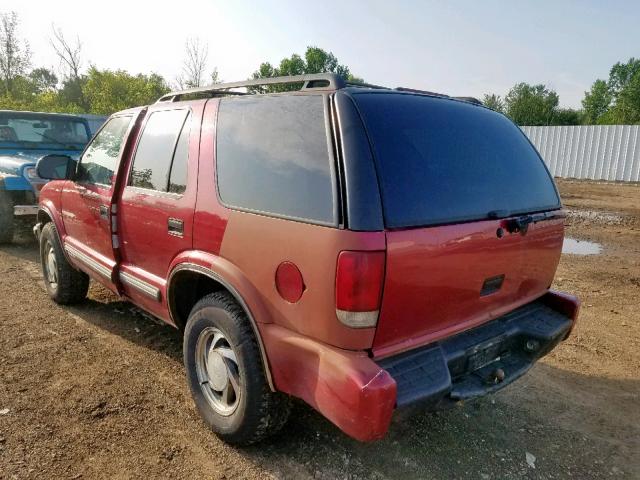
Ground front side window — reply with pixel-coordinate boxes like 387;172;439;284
77;115;132;185
216;95;335;224
130;109;189;192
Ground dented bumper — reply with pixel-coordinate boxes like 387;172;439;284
261;290;579;442
378;291;579;408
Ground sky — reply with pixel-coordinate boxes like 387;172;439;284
4;0;639;108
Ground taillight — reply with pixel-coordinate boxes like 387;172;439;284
335;250;385;328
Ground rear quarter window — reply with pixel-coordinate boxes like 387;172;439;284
216;94;336;225
353;93;560;228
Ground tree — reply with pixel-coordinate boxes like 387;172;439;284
482;93;504;113
177;37;209;89
210;67;221;85
0;12;31;95
504;83;559;126
582;79;612;124
50;26;83;80
552;108;582;125
29;67;58;93
83;67;170;115
251;46;362;92
608;71;640;124
608;58;640;97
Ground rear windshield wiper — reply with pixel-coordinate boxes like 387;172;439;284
500;210;566;234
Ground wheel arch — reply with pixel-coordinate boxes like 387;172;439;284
167;262;275;390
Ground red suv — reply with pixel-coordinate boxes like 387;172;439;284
34;74;579;445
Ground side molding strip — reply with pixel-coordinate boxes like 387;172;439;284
119;271;161;301
64;244;112;279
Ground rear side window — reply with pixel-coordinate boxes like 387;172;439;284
354;93;560;228
77;115;132;185
130;109;189;192
216;95;335;224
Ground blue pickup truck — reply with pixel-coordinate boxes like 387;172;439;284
0;110;100;243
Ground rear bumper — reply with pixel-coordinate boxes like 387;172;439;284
262;290;578;442
378;291;579;407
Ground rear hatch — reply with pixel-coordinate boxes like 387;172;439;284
351;92;564;357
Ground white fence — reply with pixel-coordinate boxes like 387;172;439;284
521;125;640;182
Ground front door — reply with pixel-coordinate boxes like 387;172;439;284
60;114;135;289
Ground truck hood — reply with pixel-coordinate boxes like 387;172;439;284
0;148;81;176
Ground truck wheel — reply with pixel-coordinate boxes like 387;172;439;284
40;222;89;304
184;292;291;445
0;190;14;244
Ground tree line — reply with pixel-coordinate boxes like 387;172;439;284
482;58;640;125
1;11;638;124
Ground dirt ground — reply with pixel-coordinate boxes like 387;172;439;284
0;179;638;480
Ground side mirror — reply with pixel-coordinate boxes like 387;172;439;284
36;154;77;180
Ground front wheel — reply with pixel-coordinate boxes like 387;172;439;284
40;222;89;304
183;292;291;445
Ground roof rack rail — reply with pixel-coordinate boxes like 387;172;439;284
394;86;449;98
453;96;483;106
345;80;388;90
156;73;484;107
156;73;349;102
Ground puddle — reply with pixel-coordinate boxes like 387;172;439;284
562;237;602;255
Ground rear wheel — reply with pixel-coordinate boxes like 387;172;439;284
40;222;89;304
0;190;14;244
184;292;291;445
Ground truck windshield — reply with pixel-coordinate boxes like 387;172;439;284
0;112;90;150
353;92;560;228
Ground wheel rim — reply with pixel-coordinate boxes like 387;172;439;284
45;242;58;289
195;326;241;416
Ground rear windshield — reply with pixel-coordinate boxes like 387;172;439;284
353;93;560;228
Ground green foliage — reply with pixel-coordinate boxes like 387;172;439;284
552;108;582;126
504;83;559;126
581;58;640;125
28;68;57;93
82;67;170;115
607;58;640;96
0;67;170;115
582;79;612;124
251;46;361;92
482;93;504;113
0;11;31;95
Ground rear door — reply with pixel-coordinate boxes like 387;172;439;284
60;114;135;289
350;92;564;356
117;102;202;320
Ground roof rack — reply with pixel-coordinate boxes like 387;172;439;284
157;73;348;102
156;73;484;107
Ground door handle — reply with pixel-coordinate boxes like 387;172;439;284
168;218;184;237
99;205;109;220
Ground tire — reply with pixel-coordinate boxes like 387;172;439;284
0;189;15;244
184;292;291;445
40;222;89;304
